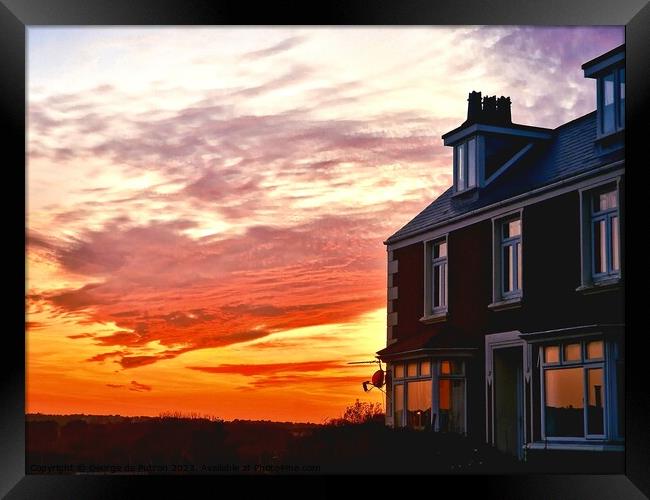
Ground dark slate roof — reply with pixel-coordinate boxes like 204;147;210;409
385;110;624;245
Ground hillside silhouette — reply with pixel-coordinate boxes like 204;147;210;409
26;407;540;474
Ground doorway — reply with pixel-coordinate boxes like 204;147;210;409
493;346;524;459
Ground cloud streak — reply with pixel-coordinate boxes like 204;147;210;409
187;360;346;377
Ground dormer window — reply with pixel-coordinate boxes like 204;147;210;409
454;137;477;192
598;67;625;136
582;44;625;140
444;91;551;194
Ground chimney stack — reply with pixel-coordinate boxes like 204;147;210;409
467;91;482;123
464;91;513;126
496;96;512;124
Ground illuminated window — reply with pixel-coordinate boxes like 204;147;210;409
541;340;610;439
391;358;434;431
407;380;432;430
564;343;582;362
591;187;620;279
440;360;464;376
501;217;522;297
544;346;560;364
431;238;447;312
394;384;404;427
492;212;523;306
394;364;404;379
587;340;604;360
580;183;621;289
438;360;466;434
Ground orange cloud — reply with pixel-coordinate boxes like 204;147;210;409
129;381;152;392
187;360;345;377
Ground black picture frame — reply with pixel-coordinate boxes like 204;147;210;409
2;0;648;497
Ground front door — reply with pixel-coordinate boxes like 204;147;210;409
493;346;523;459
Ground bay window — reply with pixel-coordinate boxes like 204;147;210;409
438;360;466;434
541;339;610;439
391;359;466;434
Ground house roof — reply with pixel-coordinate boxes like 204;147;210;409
376;325;478;359
385;110;624;246
582;44;625;77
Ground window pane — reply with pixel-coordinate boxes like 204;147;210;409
420;361;431;376
593;220;607;274
407;362;418;377
434;240;447;259
602;73;615;134
504;219;521;238
439;379;465;433
394;384;404;427
440;360;463;375
595;190;616;212
544;368;585;437
611;215;620;271
457;145;466;190
503;245;514;293
433;264;441;308
440;264;447;307
587;368;605;435
468;138;476;188
386;368;393;415
545;346;559;364
617;359;624;438
619;68;625;127
407;380;432;430
394;364;404;379
587;340;604;360
516;241;522;291
564;343;582;362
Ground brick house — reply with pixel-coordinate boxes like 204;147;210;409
377;44;625;466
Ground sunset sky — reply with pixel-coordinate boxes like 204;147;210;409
26;27;623;423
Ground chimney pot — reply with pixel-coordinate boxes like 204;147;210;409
496;96;512;124
482;95;498;123
467;91;482;123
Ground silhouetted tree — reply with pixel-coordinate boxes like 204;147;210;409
339;399;384;425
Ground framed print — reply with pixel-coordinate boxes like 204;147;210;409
2;0;649;498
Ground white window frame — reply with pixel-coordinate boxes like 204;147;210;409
391;358;434;429
578;179;622;290
597;66;625;137
454;136;479;193
421;235;449;323
540;339;612;442
490;209;523;309
390;358;467;435
437;360;467;435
